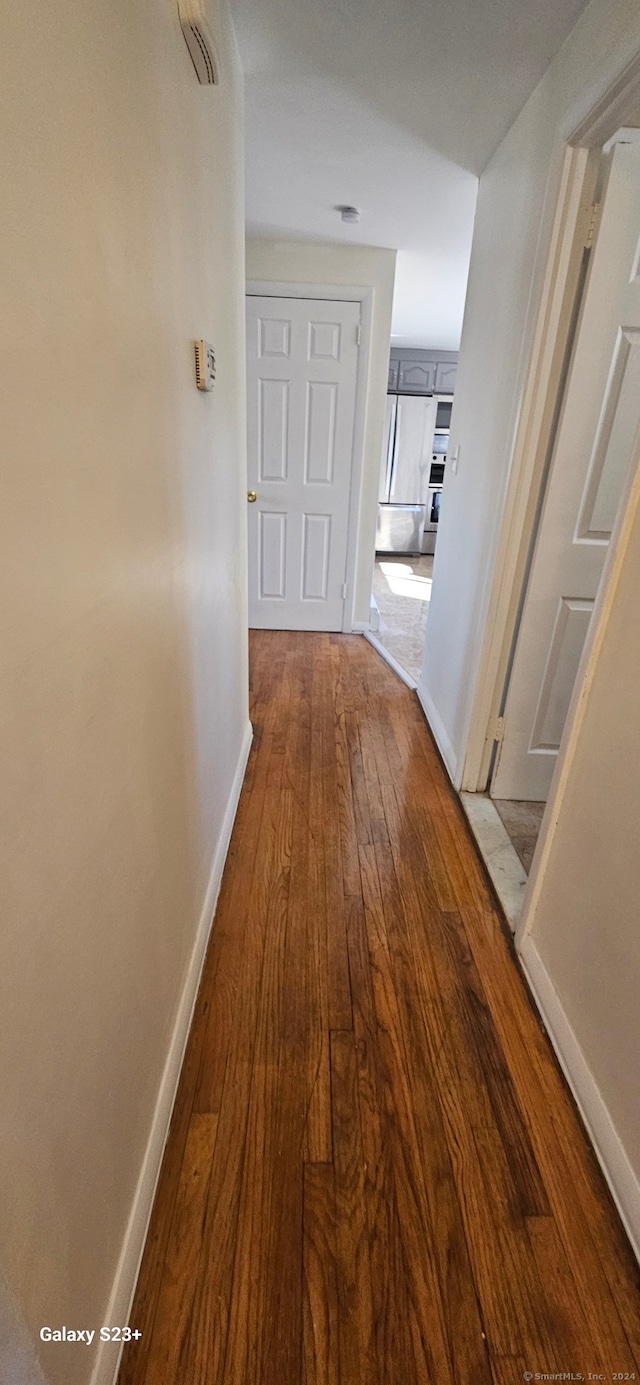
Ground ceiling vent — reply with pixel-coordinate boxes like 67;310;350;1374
178;0;220;84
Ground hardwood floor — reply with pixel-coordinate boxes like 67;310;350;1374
118;632;640;1385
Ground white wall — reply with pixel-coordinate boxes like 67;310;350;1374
419;0;640;784
0;1;248;1382
245;238;396;627
521;458;640;1252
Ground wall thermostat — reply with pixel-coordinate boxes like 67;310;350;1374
194;339;216;391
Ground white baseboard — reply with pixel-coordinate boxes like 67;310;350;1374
350;619;369;633
520;934;640;1265
363;632;417;690
415;680;458;782
90;720;253;1385
369;595;380;633
0;1280;48;1385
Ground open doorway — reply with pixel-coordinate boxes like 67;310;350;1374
371;552;434;683
369;350;456;683
491;128;640;872
462;119;640;923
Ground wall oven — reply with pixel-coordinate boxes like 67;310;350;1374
422;456;445;555
423;481;442;554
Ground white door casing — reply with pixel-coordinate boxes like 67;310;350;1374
246;295;360;631
492;136;640;801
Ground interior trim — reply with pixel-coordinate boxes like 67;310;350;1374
363;631;417;690
520;934;640;1265
415;679;459;783
89;721;254;1385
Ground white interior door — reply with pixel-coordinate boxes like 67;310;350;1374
246;295;360;631
492;135;640;801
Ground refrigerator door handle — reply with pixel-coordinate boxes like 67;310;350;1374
389;398;401;499
385;398;397;503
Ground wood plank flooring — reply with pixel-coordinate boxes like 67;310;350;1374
118;632;640;1385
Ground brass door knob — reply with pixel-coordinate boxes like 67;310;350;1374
247;490;257;503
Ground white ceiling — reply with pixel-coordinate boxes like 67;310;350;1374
231;0;588;347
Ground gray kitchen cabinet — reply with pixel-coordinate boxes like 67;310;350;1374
388;348;458;395
434;360;458;393
397;359;436;393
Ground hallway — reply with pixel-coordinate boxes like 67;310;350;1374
371;555;433;683
119;632;640;1385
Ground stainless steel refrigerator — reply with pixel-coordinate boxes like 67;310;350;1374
376;395;438;554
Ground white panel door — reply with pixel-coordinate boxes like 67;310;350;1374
246;296;360;630
492;136;640;800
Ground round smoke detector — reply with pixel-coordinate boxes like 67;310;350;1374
335;205;361;224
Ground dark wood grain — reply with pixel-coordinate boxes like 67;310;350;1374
141;1112;218;1383
330;1028;375;1385
119;632;640;1385
346;896;418;1384
303;1162;340;1385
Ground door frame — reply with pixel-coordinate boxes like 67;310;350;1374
461;46;640;795
246;280;373;634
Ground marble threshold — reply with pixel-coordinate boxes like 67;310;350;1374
460;792;529;933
